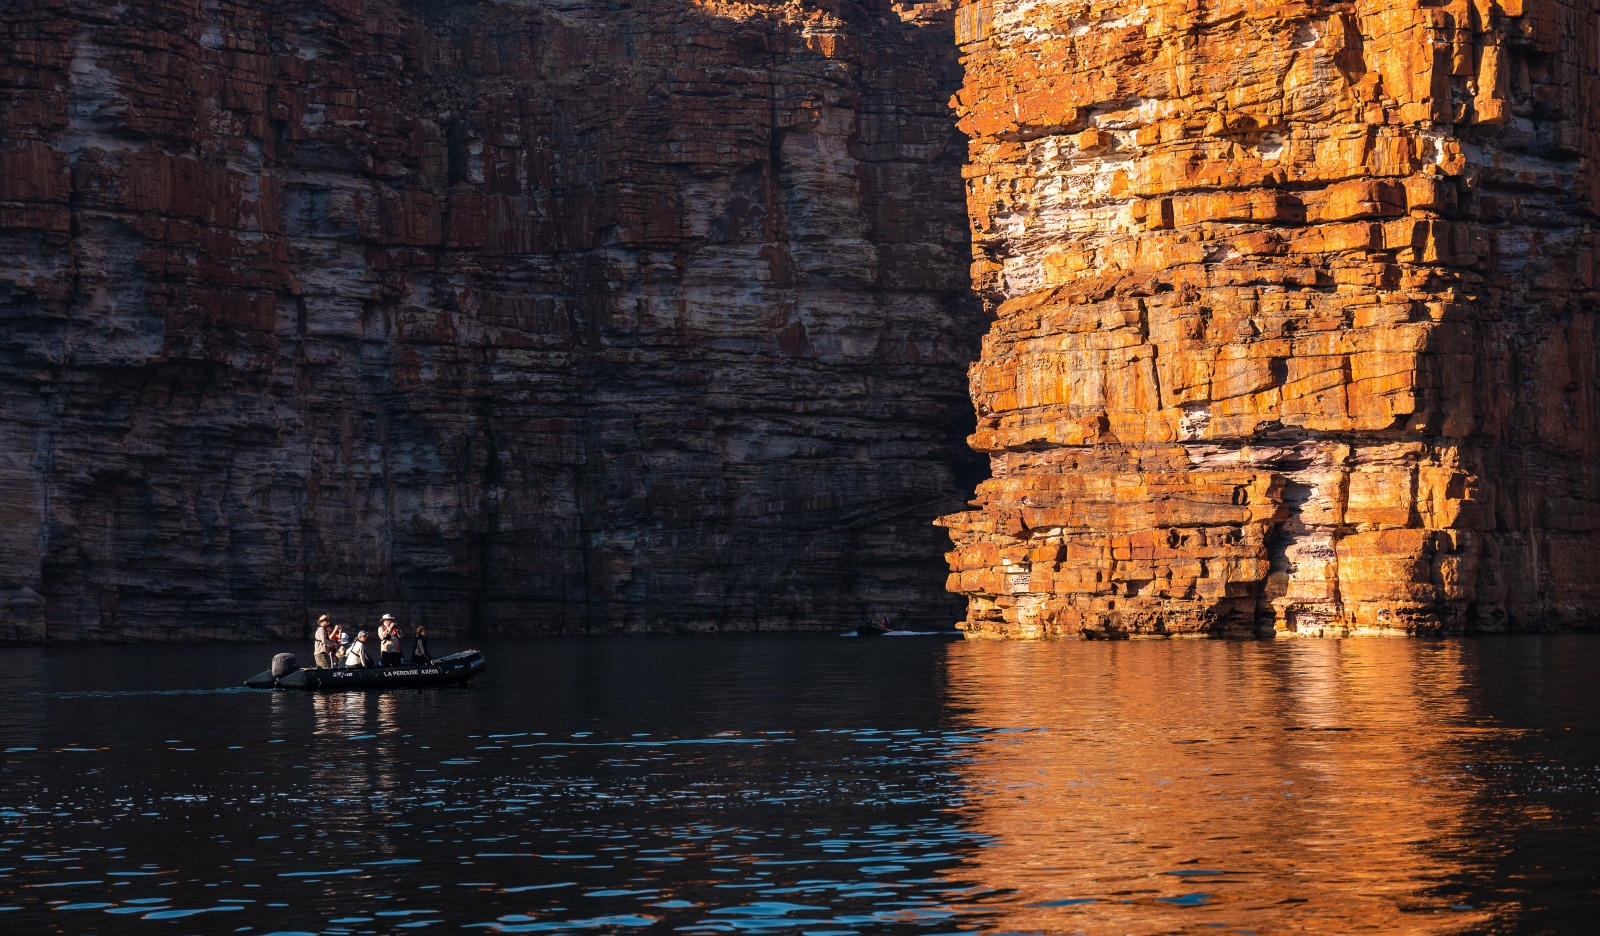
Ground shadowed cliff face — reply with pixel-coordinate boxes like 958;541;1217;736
940;0;1600;637
0;0;985;640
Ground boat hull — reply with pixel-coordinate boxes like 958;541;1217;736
245;650;486;691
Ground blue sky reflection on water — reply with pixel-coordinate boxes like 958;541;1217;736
1;634;1599;934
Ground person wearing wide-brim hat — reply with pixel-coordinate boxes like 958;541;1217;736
377;613;403;666
312;614;334;669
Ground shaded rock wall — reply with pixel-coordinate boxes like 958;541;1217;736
941;0;1600;636
0;0;983;640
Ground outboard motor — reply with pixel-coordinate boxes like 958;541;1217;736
271;653;299;679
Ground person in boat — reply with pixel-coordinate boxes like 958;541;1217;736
345;629;378;669
378;613;402;666
410;624;430;664
312;614;333;669
327;621;347;667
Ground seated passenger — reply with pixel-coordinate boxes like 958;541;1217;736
345;630;377;669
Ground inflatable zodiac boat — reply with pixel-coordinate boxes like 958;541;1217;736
244;650;486;691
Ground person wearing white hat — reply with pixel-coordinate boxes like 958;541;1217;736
378;613;403;666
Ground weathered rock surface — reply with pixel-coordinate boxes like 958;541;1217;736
0;0;984;640
940;0;1600;636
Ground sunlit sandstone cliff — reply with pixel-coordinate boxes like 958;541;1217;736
0;0;983;640
939;0;1600;636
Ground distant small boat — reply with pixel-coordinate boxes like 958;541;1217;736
848;623;963;639
244;650;486;691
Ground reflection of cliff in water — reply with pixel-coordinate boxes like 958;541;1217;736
942;640;1523;934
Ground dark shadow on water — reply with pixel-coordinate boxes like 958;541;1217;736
0;635;1000;934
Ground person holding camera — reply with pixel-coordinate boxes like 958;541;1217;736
378;613;403;666
312;614;334;669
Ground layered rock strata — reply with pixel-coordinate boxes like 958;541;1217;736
940;0;1600;636
0;0;983;640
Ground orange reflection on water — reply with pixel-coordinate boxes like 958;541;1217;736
944;639;1507;934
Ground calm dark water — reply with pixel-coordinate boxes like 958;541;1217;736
1;636;1598;935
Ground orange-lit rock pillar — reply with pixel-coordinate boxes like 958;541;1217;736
938;0;1600;637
